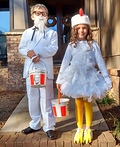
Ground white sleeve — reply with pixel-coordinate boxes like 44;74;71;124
94;42;112;88
18;30;30;59
56;44;72;84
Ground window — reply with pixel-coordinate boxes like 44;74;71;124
0;11;10;33
0;10;10;67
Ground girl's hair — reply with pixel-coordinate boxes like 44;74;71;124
70;25;93;47
30;4;48;16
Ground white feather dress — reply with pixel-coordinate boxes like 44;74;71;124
56;41;112;102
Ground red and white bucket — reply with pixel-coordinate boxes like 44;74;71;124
29;69;47;88
51;90;69;117
29;60;47;88
51;98;69;117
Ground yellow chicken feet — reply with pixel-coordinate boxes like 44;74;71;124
83;128;93;144
74;128;84;144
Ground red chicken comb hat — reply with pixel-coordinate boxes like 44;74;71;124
71;8;90;27
79;8;84;16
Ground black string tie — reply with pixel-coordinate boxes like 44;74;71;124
31;26;39;41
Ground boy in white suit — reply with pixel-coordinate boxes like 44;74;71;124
18;3;58;140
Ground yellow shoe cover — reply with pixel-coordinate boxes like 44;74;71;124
74;128;84;144
83;128;93;144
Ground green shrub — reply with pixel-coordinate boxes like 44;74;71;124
97;92;115;105
109;113;120;140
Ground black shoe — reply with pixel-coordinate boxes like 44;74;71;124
46;130;56;140
21;127;40;134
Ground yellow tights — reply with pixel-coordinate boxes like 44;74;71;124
75;98;93;129
74;98;93;144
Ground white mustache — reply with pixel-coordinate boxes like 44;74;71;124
34;16;46;25
34;16;47;32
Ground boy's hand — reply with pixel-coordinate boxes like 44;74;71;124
32;55;40;63
27;50;36;58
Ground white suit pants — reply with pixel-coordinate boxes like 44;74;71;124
26;77;55;132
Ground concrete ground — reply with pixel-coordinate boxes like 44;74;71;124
0;89;109;133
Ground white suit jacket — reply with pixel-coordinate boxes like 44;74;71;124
18;27;58;79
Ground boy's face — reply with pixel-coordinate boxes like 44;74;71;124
76;24;89;41
31;7;48;32
31;7;48;21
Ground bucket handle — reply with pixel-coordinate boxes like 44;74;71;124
58;90;62;104
29;57;47;72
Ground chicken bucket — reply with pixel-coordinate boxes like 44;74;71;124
51;98;69;117
29;69;47;88
29;60;47;88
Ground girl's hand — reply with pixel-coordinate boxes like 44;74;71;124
110;82;113;89
56;84;61;90
108;82;113;89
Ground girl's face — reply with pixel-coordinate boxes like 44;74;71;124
76;24;89;41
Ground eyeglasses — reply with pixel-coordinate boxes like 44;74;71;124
33;11;48;16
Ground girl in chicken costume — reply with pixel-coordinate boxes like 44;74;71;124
56;8;112;144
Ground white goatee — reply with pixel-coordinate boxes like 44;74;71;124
34;16;47;33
